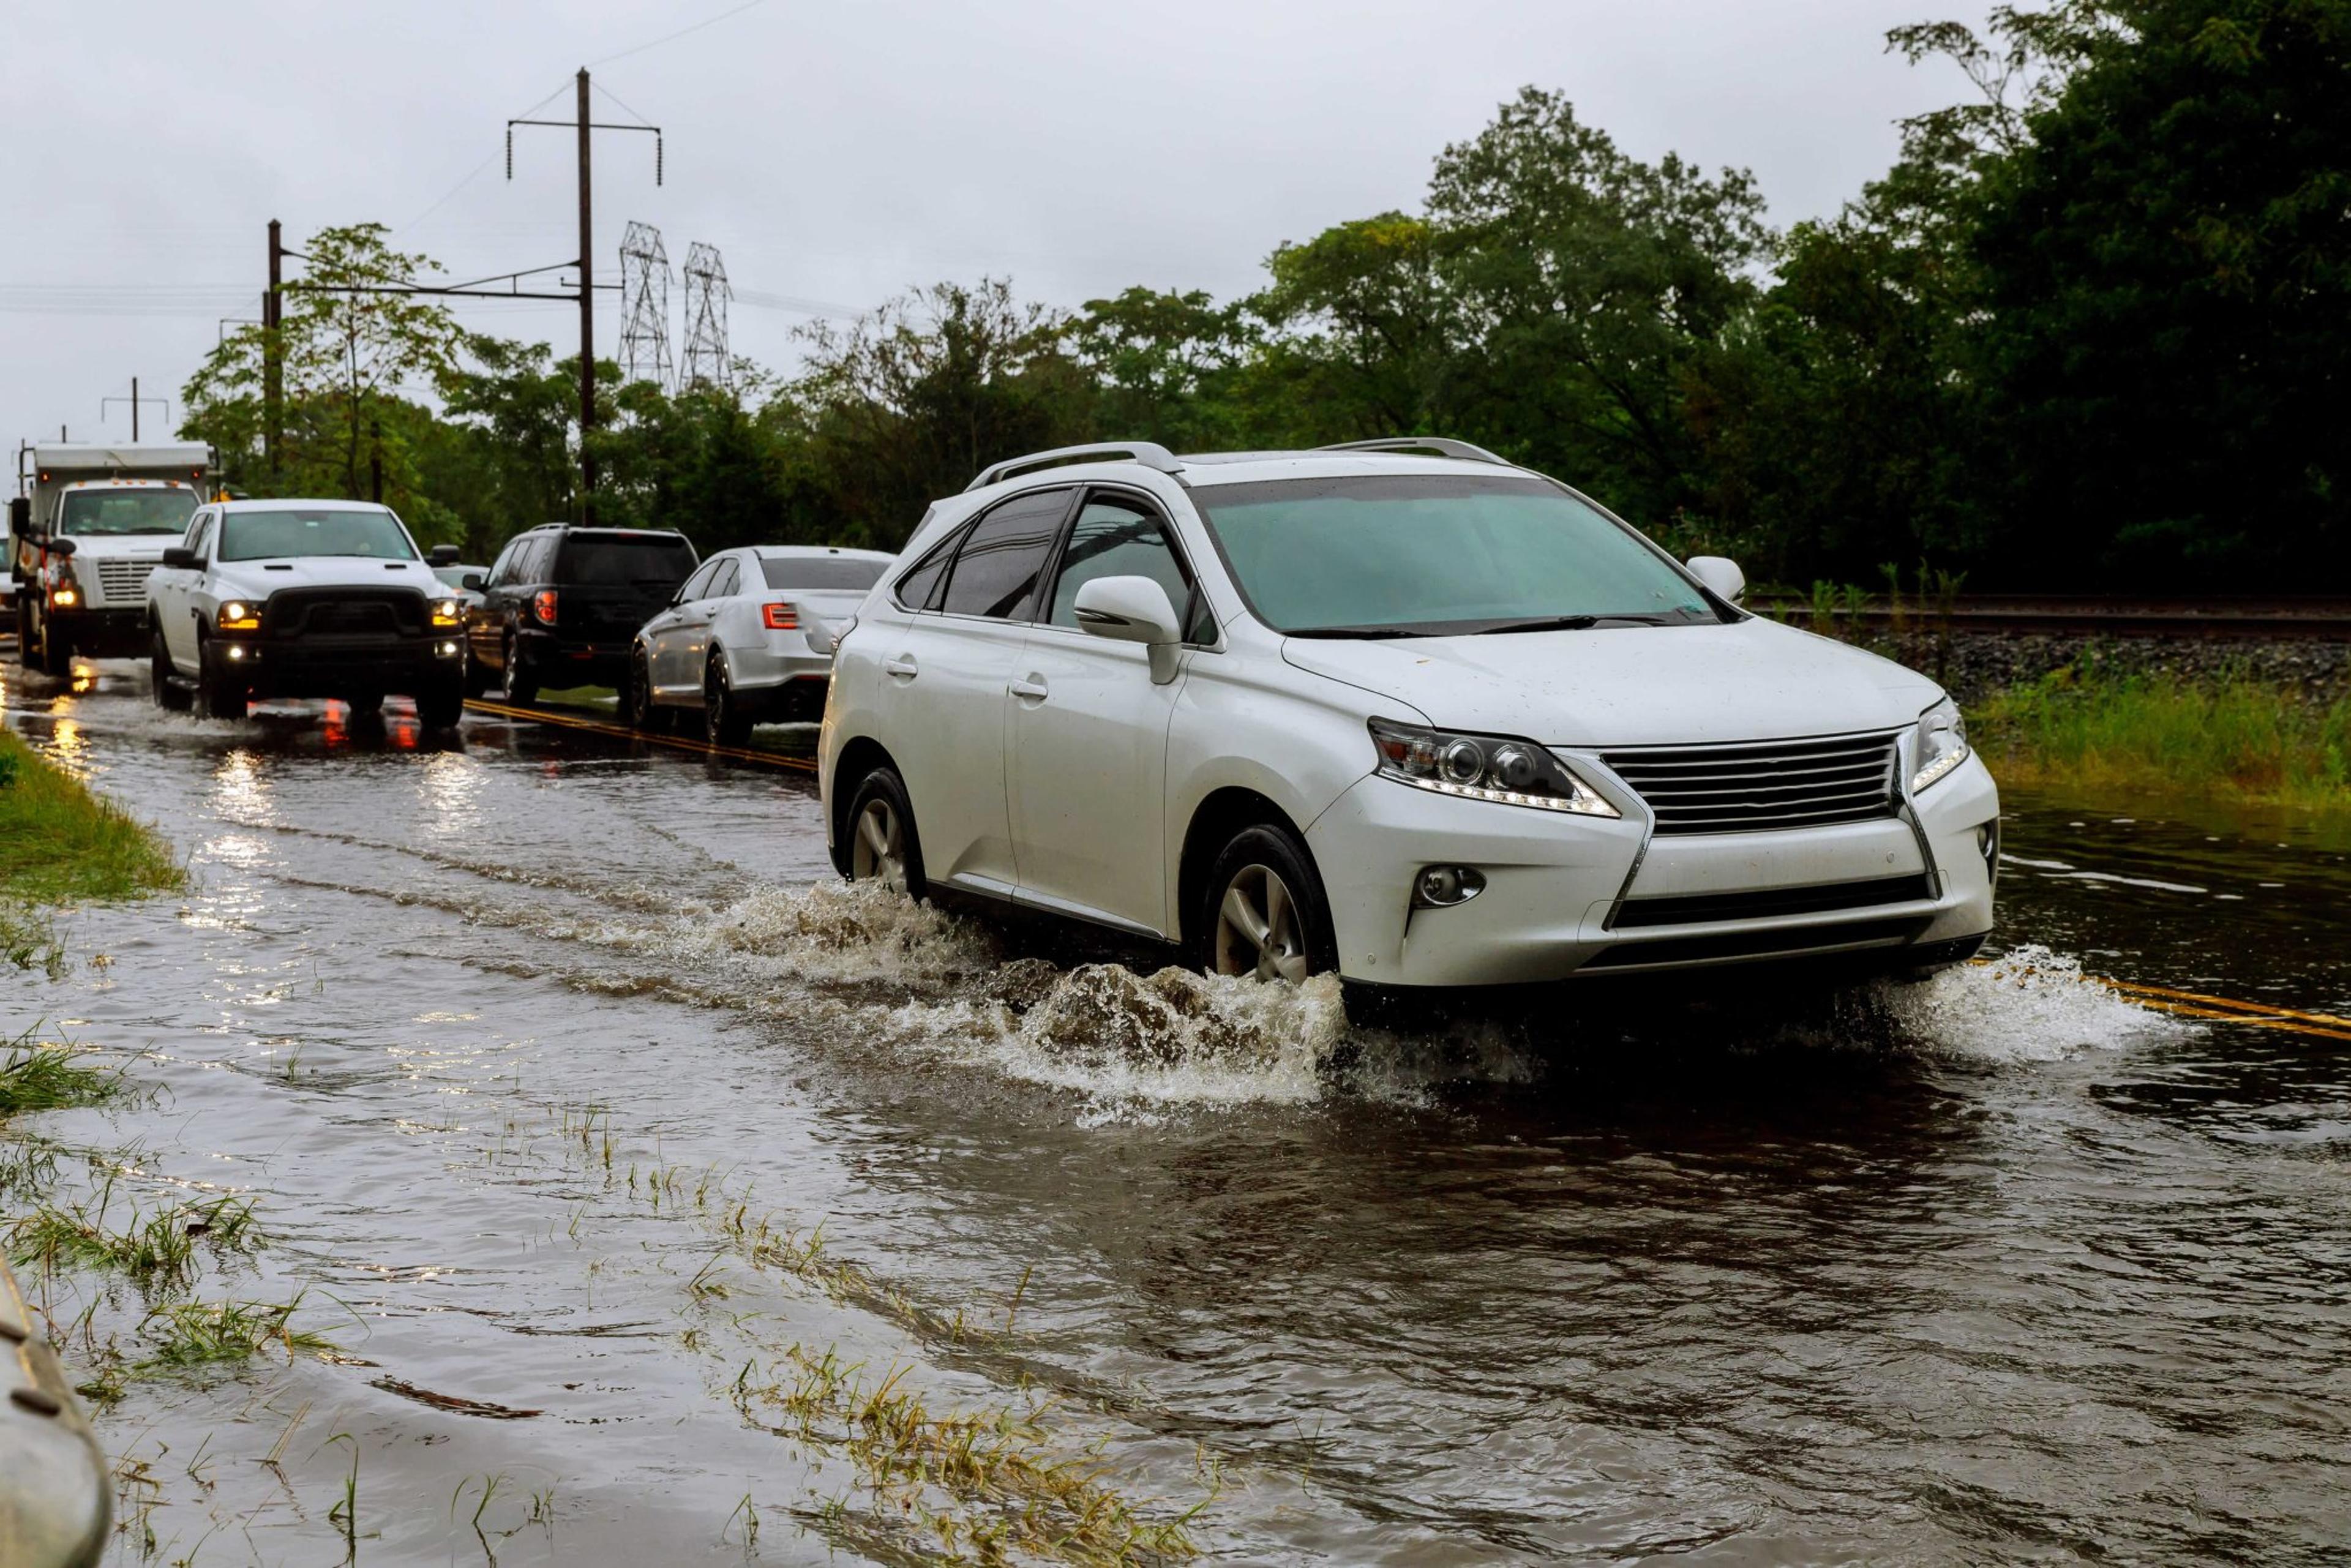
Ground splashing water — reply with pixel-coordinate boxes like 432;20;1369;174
1881;943;2193;1063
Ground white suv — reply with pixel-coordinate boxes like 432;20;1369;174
819;440;1997;997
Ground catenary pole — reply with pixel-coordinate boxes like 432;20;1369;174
576;69;596;523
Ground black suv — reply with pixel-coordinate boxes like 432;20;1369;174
463;525;699;703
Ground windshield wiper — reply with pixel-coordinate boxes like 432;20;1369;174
1283;625;1428;640
1471;612;1696;634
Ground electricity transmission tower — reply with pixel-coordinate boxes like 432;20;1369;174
680;242;732;391
617;221;672;388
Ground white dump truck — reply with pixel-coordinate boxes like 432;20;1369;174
9;441;216;674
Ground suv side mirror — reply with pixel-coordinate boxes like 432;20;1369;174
161;546;199;570
47;536;77;558
1686;555;1745;604
460;572;486;592
1073;575;1183;685
428;544;461;567
6;497;26;537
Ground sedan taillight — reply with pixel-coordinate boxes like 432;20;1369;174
762;602;798;631
533;590;558;625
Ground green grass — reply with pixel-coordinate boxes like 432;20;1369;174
7;1187;258;1288
0;729;182;969
1974;668;2351;809
0;1027;124;1119
135;1295;333;1369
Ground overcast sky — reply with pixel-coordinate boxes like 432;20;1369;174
0;0;1993;451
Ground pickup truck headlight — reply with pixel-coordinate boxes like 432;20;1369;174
1911;696;1970;793
217;600;261;632
1370;718;1620;816
430;597;462;628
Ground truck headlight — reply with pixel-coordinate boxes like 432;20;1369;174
218;600;261;632
430;598;462;628
1912;696;1970;793
1370;718;1619;816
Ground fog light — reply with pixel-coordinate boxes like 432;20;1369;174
1978;819;2000;886
1413;865;1487;909
51;587;78;608
435;640;460;658
226;643;247;661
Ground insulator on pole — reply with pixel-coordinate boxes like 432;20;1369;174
655;135;664;187
504;126;513;179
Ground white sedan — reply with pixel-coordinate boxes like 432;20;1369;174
626;545;895;744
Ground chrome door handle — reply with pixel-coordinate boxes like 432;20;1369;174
882;654;918;680
1008;677;1049;702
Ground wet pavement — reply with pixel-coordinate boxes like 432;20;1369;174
3;656;2348;1566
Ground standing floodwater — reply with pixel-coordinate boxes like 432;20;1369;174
4;659;2348;1564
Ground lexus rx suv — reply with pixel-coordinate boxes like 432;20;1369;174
818;439;1998;998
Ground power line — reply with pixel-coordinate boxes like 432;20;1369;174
399;80;576;233
587;0;773;67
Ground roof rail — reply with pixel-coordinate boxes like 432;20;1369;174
965;441;1183;492
1317;436;1510;465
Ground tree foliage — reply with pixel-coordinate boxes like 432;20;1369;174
178;7;2351;588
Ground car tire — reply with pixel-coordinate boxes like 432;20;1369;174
503;634;538;705
33;606;70;677
1196;823;1338;985
197;641;247;721
624;648;661;731
414;683;464;732
844;765;926;898
150;626;190;711
705;654;752;748
13;599;34;667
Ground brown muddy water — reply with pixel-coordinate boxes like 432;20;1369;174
3;658;2347;1566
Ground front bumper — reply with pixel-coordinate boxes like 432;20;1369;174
1307;752;1999;988
214;635;463;698
41;605;146;656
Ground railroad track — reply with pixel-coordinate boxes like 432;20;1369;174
1746;595;2351;640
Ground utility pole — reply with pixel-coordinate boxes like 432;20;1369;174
576;69;596;522
265;219;283;480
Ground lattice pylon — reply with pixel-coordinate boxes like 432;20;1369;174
680;241;732;391
618;221;673;389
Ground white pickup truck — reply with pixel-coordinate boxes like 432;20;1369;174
10;441;214;675
147;497;468;728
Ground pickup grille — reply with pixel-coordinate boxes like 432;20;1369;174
95;557;160;606
261;589;426;640
1602;729;1903;835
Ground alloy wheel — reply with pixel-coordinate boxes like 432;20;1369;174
1214;863;1312;983
851;797;908;890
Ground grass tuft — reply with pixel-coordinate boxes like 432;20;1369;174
1;1026;123;1118
0;729;185;906
7;1184;260;1289
1974;667;2351;809
136;1295;332;1369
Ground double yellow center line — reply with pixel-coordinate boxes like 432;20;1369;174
460;697;816;773
467;699;2351;1041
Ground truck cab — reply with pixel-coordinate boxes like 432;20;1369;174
10;442;213;675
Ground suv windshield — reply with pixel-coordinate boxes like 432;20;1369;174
219;508;418;562
758;557;887;591
58;487;199;537
1192;473;1723;636
556;532;697;590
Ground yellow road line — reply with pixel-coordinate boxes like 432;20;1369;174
462;697;816;773
468;701;2351;1040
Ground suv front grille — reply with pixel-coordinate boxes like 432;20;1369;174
96;557;159;604
1602;729;1903;835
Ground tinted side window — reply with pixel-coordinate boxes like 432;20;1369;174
938;489;1069;621
1046;497;1194;632
710;560;740;598
187;513;215;558
892;527;962;610
677;560;720;602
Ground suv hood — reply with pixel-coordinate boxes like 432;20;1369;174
1281;618;1943;747
217;558;445;597
56;535;173;560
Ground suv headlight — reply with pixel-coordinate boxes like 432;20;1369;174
1370;718;1620;816
1912;696;1969;793
430;597;462;628
217;599;261;632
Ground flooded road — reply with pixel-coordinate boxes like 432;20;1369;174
5;657;2349;1566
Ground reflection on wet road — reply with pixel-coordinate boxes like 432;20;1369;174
4;656;2348;1564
